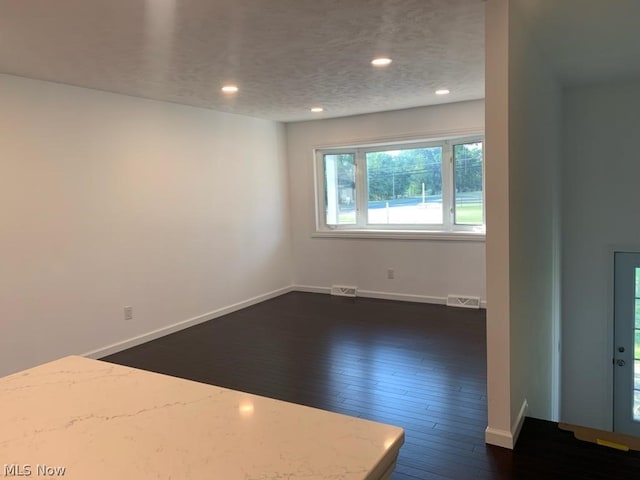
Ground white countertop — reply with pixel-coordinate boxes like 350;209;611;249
0;356;403;479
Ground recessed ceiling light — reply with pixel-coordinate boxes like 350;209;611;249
371;57;392;67
311;107;324;113
435;89;450;95
221;84;239;94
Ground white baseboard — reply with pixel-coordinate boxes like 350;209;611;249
359;289;447;305
83;286;294;359
484;426;514;449
512;398;528;444
294;285;331;295
84;284;484;360
485;399;528;449
293;285;486;308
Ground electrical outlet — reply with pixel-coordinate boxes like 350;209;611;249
387;268;395;279
124;306;133;321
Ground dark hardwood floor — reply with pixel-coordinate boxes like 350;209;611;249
102;292;640;479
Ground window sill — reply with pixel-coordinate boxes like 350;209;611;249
312;229;485;242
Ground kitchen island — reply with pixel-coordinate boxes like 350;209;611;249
0;356;403;479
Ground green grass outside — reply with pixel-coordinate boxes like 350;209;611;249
338;212;356;224
455;203;483;225
636;300;640;359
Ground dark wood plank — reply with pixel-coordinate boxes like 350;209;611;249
102;291;640;479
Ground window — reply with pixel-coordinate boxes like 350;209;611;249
315;136;484;238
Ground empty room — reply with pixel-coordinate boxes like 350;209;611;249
1;1;640;479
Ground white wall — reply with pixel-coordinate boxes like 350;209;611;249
286;102;486;304
0;74;293;376
561;80;640;430
508;1;562;424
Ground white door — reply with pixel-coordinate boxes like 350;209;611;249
613;252;640;436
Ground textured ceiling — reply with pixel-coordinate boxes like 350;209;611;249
514;0;640;86
0;0;485;122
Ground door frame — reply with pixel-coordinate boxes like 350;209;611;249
611;247;640;435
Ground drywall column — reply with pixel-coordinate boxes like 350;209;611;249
484;0;514;448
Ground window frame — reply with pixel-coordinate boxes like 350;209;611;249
313;134;485;240
452;138;486;228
